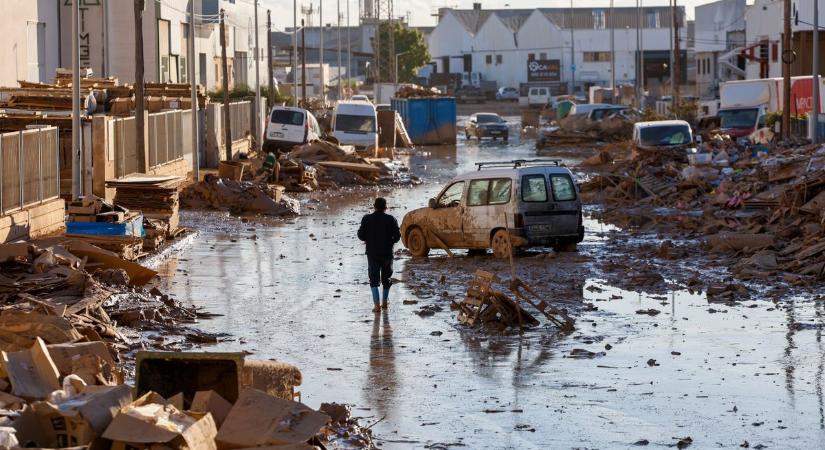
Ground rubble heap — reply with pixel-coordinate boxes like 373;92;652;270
580;139;825;283
181;174;301;216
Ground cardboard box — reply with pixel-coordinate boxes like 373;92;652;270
102;392;217;450
190;391;232;427
32;384;132;448
1;337;60;400
215;388;329;449
47;341;119;386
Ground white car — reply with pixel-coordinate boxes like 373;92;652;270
632;120;694;149
350;94;370;103
331;101;378;150
263;106;321;152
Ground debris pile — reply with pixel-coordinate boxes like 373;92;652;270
107;175;184;235
180;174;301;217
537;112;636;149
456;271;575;332
580;138;825;282
393;84;443;98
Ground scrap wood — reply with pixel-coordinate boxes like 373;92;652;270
508;277;575;332
316;161;381;173
426;230;453;257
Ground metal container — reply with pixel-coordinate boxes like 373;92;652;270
390;97;457;145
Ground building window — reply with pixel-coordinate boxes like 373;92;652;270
496;54;503;64
646;11;659;28
583;52;611;62
539;52;547;60
486;54;493;65
593;10;606;30
528;53;535;61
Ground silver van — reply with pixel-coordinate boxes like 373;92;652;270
401;159;584;257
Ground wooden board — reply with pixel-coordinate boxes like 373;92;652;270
316;161;381;173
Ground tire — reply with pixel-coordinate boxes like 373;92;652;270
491;229;514;258
406;227;430;257
554;240;578;252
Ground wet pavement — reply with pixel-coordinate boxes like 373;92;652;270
151;118;825;449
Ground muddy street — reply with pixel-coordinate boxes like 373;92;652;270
151;120;825;449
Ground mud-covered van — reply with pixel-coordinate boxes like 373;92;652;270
400;159;584;257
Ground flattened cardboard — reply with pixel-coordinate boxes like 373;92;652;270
235;445;318;450
191;390;232;427
0;391;25;410
1;338;60;400
103;392;217;450
167;392;185;410
216;388;329;449
32;384;131;448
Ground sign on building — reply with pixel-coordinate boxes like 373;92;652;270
527;60;560;82
60;0;104;75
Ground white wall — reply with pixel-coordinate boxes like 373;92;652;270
427;12;473;74
744;0;783;79
694;0;745;53
0;0;60;86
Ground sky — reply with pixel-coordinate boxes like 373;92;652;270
260;0;741;30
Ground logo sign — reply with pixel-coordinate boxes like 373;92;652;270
527;60;560;82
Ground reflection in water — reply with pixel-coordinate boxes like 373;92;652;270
818;299;824;429
785;300;796;406
365;310;396;418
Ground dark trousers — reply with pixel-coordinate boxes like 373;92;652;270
368;255;393;289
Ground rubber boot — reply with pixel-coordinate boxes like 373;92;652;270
371;287;380;313
381;287;390;309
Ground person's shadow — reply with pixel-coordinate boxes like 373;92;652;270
364;309;397;419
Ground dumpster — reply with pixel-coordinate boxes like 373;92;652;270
390;97;457;145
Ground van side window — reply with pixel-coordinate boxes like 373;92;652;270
521;175;548;202
467;178;512;206
437;181;464;207
550;175;577;201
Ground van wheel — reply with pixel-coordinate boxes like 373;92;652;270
491;230;514;258
554;240;578;252
407;228;430;257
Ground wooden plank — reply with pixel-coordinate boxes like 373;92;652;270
316;161;381;173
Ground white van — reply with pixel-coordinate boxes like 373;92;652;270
527;87;550;108
568;103;612;117
331;101;378;150
263;106;321;152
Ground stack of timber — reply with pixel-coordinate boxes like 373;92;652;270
107;175;184;236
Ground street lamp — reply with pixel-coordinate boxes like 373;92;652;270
395;51;409;90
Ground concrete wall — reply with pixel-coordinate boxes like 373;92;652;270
0;198;65;244
694;0;746;54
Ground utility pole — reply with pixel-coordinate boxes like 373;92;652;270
374;0;381;83
812;0;820;143
782;0;791;139
347;0;351;98
569;0;575;95
673;0;681;109
640;0;645;108
635;0;641;108
189;0;199;180
610;0;615;96
220;9;232;161
320;0;324;102
293;0;298;106
267;10;274;109
134;0;146;174
302;19;307;105
338;2;342;99
254;0;262;151
669;0;674;99
72;0;81;199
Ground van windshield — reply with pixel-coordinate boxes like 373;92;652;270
271;110;304;125
719;108;759;129
335;114;376;133
639;125;691;146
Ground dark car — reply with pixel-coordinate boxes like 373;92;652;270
465;113;509;141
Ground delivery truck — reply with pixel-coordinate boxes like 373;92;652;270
719;76;825;138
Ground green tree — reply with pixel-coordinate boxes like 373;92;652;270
375;22;430;83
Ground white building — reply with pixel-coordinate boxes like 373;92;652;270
744;0;825;80
0;0;270;92
428;5;687;96
693;0;746;98
0;0;60;86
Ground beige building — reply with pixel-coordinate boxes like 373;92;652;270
0;0;61;86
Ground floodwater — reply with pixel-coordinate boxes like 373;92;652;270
153;119;825;449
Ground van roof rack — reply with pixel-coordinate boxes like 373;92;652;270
475;159;563;170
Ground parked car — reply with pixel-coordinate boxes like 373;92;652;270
456;86;486;104
263;106;321;152
527;86;551;108
375;103;392;112
586;105;631;122
632;120;694;150
331;100;378;150
465;113;509;141
496;87;519;102
401;159;584;257
351;94;371;103
568;103;612;118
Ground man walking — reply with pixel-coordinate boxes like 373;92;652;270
358;198;401;312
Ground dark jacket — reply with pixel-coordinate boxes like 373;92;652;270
358;211;401;257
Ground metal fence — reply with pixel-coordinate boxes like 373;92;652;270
210;101;252;145
111;110;192;178
0;127;60;215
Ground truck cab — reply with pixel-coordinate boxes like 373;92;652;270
718;79;781;138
